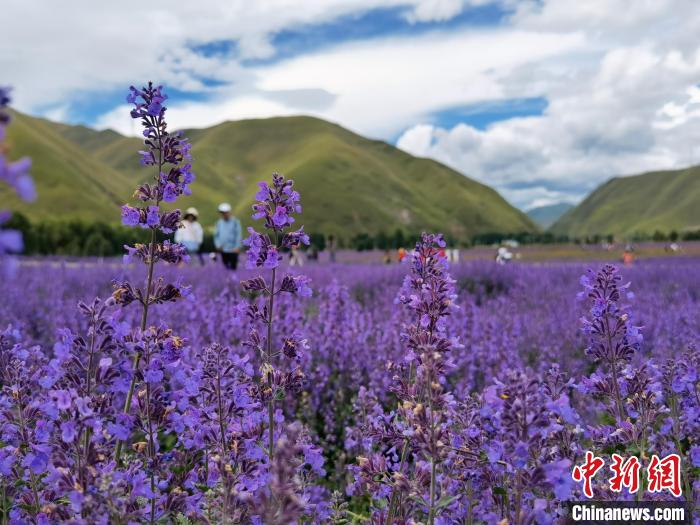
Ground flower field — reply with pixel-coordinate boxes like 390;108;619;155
3;254;700;523
1;85;698;524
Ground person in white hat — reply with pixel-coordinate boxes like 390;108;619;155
214;202;242;270
174;207;205;265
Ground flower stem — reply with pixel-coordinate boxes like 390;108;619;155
387;362;414;523
145;341;156;525
604;315;626;422
16;398;41;517
266;267;277;461
427;369;437;525
82;310;98;490
114;224;158;463
216;358;230;525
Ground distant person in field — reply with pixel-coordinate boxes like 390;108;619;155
496;246;513;265
327;234;337;263
449;247;460;263
397;247;407;263
214;202;242;270
289;245;304;267
623;244;635;266
307;245;319;262
175;207;204;265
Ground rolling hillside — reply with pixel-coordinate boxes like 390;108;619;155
550;165;700;237
0;112;136;220
526;203;573;229
3;111;537;240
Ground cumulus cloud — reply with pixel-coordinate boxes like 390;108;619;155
396;1;700;208
3;0;430;109
92;23;582;140
404;0;492;23
5;0;700;208
255;27;582;137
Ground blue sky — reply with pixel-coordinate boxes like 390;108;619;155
44;2;520;132
4;0;700;210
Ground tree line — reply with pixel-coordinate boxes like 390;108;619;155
5;213;700;256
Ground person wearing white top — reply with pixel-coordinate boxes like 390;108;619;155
175;207;204;264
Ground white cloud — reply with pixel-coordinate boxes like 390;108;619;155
404;0;491;23
94;23;584;140
94;97;300;136
254;27;583;137
395;1;700;208
395;124;436;155
5;0;700;208
3;0;424;109
41;105;71;123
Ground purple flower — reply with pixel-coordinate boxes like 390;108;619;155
144;368;164;384
0;157;35;201
544;459;574;500
50;389;72;410
60;420;77;443
264;246;280;269
1;87;34;268
272;206;291;227
107;421;131;441
279;274;313;297
691;445;700;467
0;228;23;254
162;182;178;202
0;448;15;476
130;471;156;499
146;205;160;227
147;99;163;117
303;444;326;476
121;205;141;227
255;182;270;201
249;172;303;232
23;447;49;474
282;227;310;248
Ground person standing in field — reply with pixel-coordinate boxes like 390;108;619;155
174;207;204;265
397;246;406;263
449;247;460;263
214;202;242;270
622;244;635;266
289;245;304;266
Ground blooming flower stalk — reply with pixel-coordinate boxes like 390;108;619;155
0;87;34;271
241;173;310;462
579;264;643;423
113;83;193;461
108;83;195;525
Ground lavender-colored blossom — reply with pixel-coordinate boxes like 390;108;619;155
0;87;34;271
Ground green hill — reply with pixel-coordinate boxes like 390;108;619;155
526;203;573;229
550;165;700;237
3;111;537;240
0;112;137;221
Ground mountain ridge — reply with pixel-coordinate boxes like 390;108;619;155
526;202;573;229
2;111;538;240
550;164;700;237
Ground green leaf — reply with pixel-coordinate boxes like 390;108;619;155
435;494;460;511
